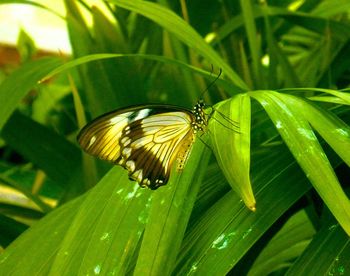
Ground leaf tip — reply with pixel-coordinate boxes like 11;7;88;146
248;204;256;212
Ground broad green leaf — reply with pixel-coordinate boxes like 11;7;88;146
209;94;255;210
0;168;150;275
250;91;350;235
285;94;350;166
49;169;150;275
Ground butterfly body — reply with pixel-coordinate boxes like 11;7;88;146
78;101;207;189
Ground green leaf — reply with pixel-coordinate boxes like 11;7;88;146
0;213;29;247
250;91;350;235
1;112;81;189
261;6;301;88
175;145;311;275
49;170;150;275
281;87;350;105
209;94;256;210
134;138;211;275
286;94;350;166
0;138;211;275
0;192;83;274
42;53;241;94
240;0;262;87
0;173;51;213
249;210;316;275
17;29;37;62
0;57;63;130
92;6;128;53
0;167;150;274
110;0;248;90
287;220;350;275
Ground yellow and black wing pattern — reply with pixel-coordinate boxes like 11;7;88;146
77;102;207;189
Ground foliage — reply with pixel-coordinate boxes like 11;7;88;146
0;0;350;275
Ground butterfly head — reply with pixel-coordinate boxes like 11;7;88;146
192;100;207;132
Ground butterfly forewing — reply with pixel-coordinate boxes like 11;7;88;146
78;111;132;162
78;105;200;189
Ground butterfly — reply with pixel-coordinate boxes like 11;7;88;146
77;101;208;190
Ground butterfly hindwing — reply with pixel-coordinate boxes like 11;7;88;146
117;112;195;189
78;106;197;189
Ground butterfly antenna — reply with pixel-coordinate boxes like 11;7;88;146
211;114;241;133
198;132;213;151
199;68;222;101
214;107;240;126
206;106;241;133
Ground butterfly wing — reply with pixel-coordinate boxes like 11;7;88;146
77;106;195;189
